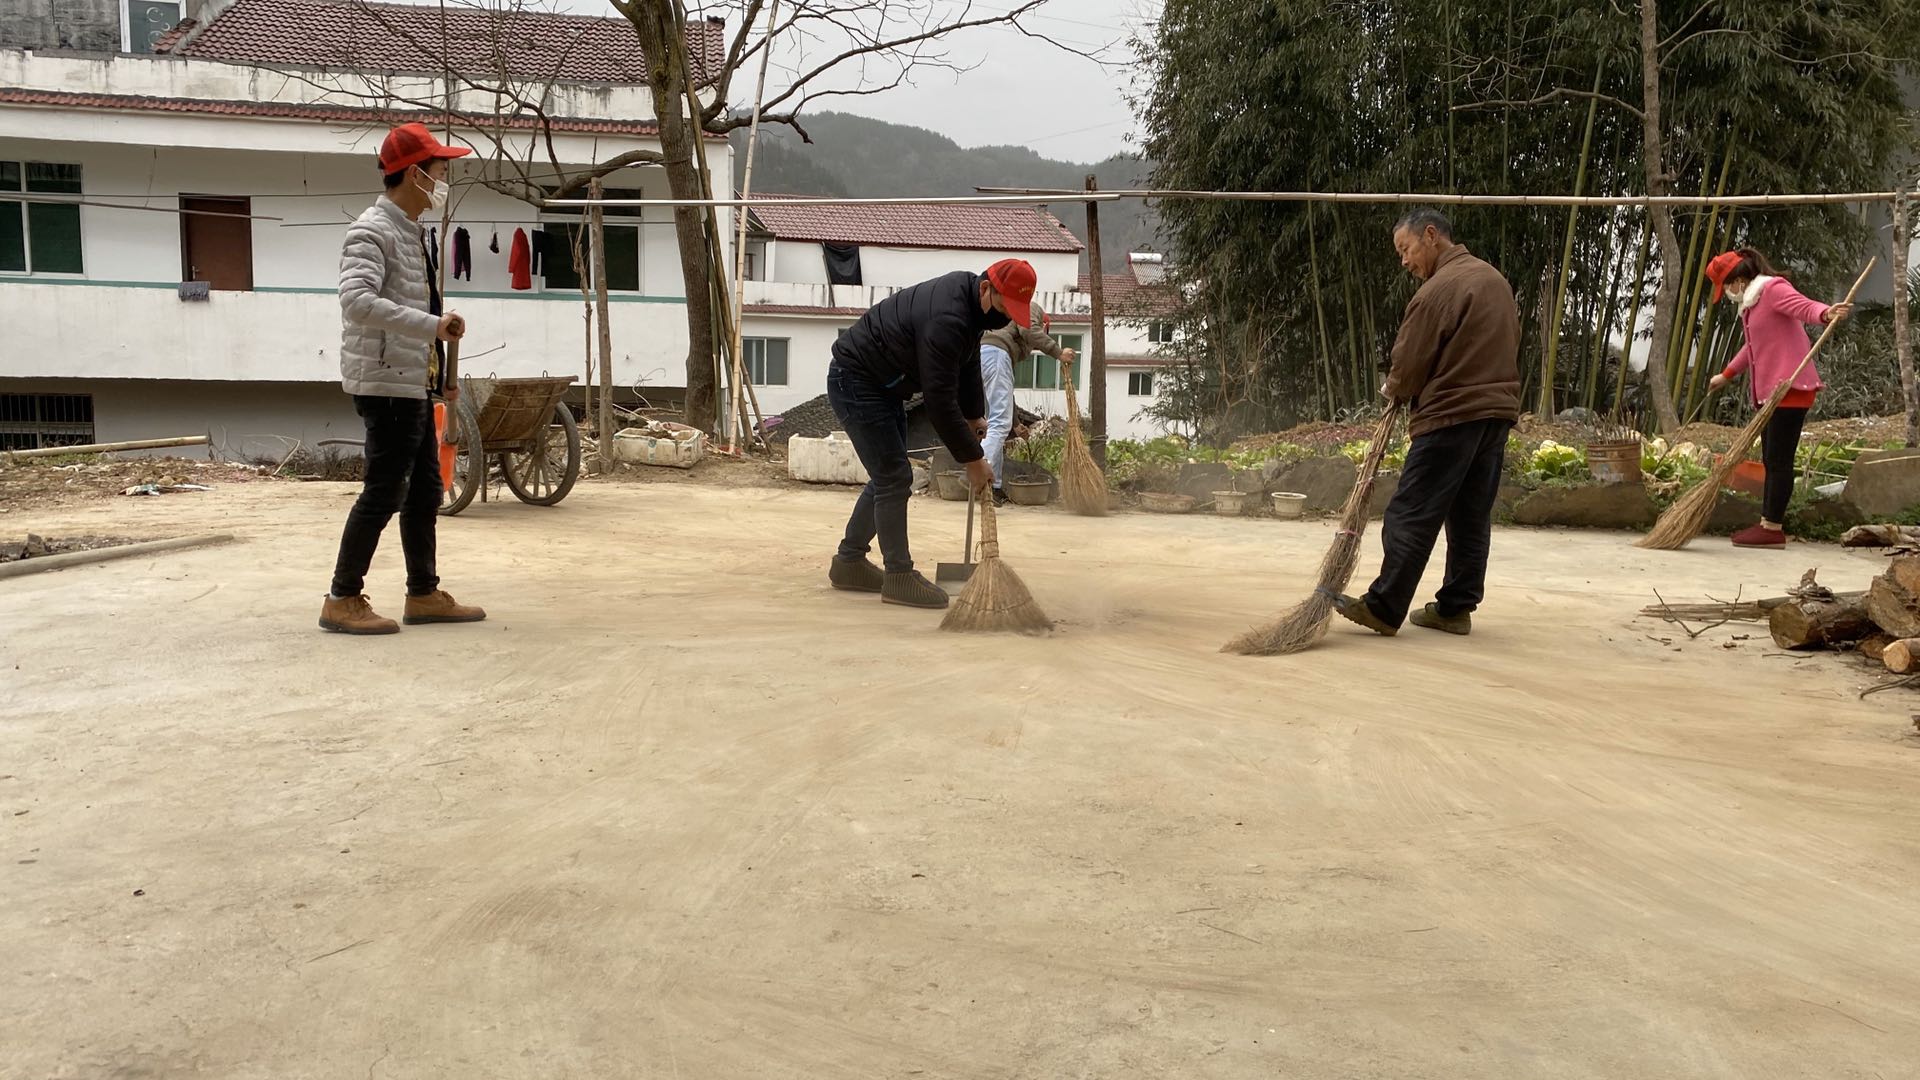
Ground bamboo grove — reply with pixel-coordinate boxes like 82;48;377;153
1134;0;1919;439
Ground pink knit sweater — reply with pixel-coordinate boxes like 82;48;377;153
1723;276;1830;406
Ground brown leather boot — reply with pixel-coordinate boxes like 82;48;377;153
319;594;399;635
403;590;487;625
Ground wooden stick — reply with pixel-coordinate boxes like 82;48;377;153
5;435;208;461
1894;183;1914;447
589;179;615;466
1084;174;1108;471
0;534;234;581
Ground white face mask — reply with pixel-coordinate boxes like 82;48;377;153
417;171;449;212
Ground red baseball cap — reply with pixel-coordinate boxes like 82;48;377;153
378;122;472;175
1704;250;1744;302
985;258;1037;328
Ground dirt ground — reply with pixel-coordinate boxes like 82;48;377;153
4;477;1919;1079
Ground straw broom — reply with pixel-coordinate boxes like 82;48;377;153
1058;359;1109;515
1223;402;1404;655
1639;260;1873;551
941;492;1052;633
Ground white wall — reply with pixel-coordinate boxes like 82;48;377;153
1;375;360;459
765;241;1079;291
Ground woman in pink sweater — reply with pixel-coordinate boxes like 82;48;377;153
1704;248;1853;548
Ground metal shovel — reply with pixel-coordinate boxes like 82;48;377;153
935;488;976;590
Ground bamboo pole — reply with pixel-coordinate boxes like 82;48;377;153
1666;147;1727;393
1896;184;1914;447
551;189;1914;211
1084;174;1108;470
589;179;614;465
5;435;208;461
0;534;234;581
1614;217;1653;411
1306;201;1336;415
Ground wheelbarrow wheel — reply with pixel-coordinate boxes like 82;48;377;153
502;402;581;506
439;396;485;516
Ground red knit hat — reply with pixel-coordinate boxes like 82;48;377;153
378;122;472;175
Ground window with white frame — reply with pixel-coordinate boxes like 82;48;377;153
1128;371;1155;396
1;162;85;275
1014;333;1083;390
743;337;789;386
1147;320;1176;345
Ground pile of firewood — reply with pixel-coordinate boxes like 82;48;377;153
1764;525;1920;674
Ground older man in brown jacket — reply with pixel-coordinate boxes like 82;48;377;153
1335;208;1521;638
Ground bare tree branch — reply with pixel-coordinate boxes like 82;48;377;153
1451;86;1646;120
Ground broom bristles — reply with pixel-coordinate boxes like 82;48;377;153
1639;259;1875;551
941;497;1051;633
1223;404;1402;656
1059;371;1108;516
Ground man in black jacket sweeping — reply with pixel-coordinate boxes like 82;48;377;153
826;258;1038;610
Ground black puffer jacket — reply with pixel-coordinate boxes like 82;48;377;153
832;270;1007;463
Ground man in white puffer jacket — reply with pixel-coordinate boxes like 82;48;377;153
320;123;486;635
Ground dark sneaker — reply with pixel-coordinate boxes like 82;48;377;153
1731;524;1786;548
1410;603;1471;636
1332;593;1398;637
991;487;1011;508
882;569;950;609
828;555;884;592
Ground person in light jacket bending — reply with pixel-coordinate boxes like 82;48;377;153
1704;248;1854;548
320;123;487;635
979;305;1075;506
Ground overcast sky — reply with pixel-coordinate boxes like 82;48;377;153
546;0;1157;163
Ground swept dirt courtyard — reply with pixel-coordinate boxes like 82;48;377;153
3;477;1917;1078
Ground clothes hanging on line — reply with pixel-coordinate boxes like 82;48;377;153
489;229;499;254
509;228;532;291
452;227;472;281
530;229;548;276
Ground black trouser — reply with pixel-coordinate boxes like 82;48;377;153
826;363;915;572
1760;406;1809;524
1363;417;1512;627
329;395;442;598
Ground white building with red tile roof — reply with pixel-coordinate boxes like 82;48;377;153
0;0;729;456
736;200;1180;440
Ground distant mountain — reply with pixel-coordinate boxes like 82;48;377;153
730;112;1159;272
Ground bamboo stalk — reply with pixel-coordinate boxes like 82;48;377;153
1583;212;1630;410
724;0;780;454
1614;217;1653;409
1895;184;1914;447
551;189;1918;211
1085;174;1108;469
1543;63;1606;416
589;181;615;463
1306;201;1336;416
0;534;234;580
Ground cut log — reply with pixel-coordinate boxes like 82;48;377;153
1860;633;1897;663
1769;592;1877;649
1866;575;1920;639
1843;523;1920;548
1889;554;1920;598
1885;638;1920;674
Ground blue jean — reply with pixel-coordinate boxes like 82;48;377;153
979;344;1016;488
827;364;915;572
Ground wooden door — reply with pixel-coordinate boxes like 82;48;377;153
180;196;254;291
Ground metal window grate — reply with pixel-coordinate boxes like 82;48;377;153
0;393;95;450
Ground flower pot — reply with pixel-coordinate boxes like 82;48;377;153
934;470;969;501
1212;490;1252;515
1725;458;1766;496
1005;477;1053;505
1140;492;1196;514
1271;491;1308;519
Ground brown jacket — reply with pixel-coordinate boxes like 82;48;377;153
1384;246;1522;437
981;303;1064;362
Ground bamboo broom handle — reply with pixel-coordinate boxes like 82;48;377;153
1766;259;1875;403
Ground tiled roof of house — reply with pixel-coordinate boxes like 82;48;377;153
747;197;1084;254
156;0;723;84
1073;268;1179;319
0;87;669;137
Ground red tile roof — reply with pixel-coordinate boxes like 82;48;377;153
747;196;1083;254
0;87;671;137
1073;270;1180;318
157;0;723;85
